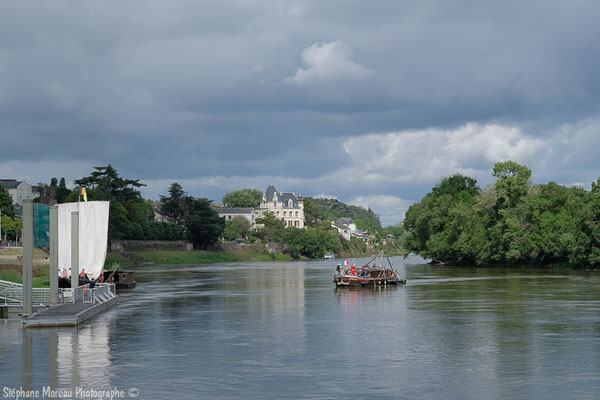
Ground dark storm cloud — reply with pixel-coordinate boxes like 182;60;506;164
1;1;600;225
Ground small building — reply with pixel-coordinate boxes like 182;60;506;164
213;206;256;229
257;185;305;228
332;217;361;241
0;179;33;206
332;219;354;241
152;201;174;223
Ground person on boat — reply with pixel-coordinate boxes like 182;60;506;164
80;269;86;278
351;265;357;275
336;264;341;276
61;268;68;278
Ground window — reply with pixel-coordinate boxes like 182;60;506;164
295;211;298;217
276;211;279;216
283;211;286;216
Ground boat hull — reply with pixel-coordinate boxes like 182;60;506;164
333;275;406;287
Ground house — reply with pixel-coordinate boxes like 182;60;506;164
332;218;354;241
332;217;371;243
212;206;256;229
256;185;305;228
32;184;56;205
0;179;33;206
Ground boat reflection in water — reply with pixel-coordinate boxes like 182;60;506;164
333;251;407;287
20;314;113;393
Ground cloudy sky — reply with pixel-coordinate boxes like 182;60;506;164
1;1;600;226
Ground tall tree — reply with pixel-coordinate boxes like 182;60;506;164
184;198;225;249
160;182;187;224
493;161;532;207
55;177;71;203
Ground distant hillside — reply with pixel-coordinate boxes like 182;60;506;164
304;197;381;232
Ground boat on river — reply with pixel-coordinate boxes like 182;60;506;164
333;252;406;287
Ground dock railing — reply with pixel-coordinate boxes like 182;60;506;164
1;280;51;305
1;280;115;306
60;283;115;305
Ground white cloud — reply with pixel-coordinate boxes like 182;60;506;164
350;195;413;226
339;123;548;185
286;41;371;84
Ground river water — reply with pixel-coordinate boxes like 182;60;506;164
1;256;600;399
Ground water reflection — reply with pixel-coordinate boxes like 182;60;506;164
3;257;600;399
14;315;114;393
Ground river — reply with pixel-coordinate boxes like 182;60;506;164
1;256;600;399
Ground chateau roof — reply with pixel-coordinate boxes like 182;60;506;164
263;185;300;206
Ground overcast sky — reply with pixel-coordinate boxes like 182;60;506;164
1;1;600;226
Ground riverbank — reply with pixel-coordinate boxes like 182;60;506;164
0;247;51;287
105;249;295;267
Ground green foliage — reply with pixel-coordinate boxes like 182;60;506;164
55;177;71;204
0;183;15;218
184;198;225;249
404;161;600;268
1;214;22;240
303;197;381;230
281;226;342;259
72;165;154;241
122;221;184;241
222;216;251;241
222;188;263;208
160;182;186;224
256;211;286;242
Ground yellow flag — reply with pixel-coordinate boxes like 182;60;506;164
81;187;88;202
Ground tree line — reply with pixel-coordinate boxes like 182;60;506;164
404;161;600;268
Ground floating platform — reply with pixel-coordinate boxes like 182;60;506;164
24;296;117;328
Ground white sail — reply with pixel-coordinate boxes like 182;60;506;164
57;201;110;280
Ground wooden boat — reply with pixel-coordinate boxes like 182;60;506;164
103;269;136;290
333;252;406;287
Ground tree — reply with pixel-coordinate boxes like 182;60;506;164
0;183;16;218
160;182;187;224
184;198;225;249
222;189;263;208
222;216;251;241
493;161;532;206
1;214;22;241
55;177;71;203
74;165;145;202
256;211;286;242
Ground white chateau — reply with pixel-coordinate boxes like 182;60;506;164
256;185;305;228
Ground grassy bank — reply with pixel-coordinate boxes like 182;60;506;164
105;249;294;267
0;265;51;287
